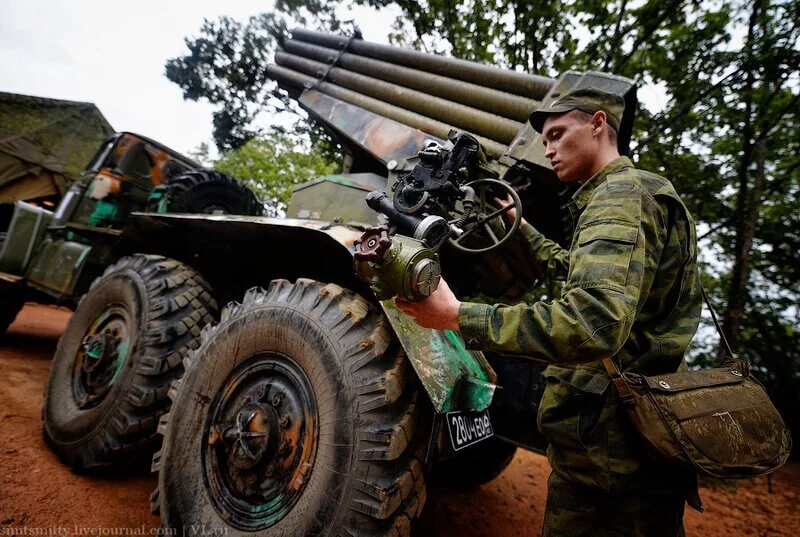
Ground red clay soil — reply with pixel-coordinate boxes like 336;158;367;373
2;304;798;536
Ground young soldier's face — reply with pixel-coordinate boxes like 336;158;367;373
541;111;597;183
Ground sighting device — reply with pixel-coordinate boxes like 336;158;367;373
353;132;522;301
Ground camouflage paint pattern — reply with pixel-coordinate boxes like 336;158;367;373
381;300;496;413
459;156;702;496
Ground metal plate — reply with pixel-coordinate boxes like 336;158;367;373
446;409;494;451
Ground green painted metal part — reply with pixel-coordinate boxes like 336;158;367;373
380;300;497;413
25;239;91;294
0;201;52;273
287;173;385;224
146;184;169;214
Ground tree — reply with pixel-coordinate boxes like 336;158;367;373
213;132;338;216
165;5;357;155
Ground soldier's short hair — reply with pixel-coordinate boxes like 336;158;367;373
571;109;618;144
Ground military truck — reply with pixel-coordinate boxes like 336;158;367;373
0;130;261;465
138;29;638;535
38;30;634;535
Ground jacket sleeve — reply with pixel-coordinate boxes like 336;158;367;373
519;221;570;282
459;181;665;364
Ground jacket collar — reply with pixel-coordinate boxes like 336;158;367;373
572;156;634;210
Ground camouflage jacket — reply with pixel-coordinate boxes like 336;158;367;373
459;156;702;491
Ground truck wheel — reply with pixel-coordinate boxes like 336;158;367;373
42;255;217;470
163;170;263;216
431;436;517;489
152;280;426;536
0;283;24;336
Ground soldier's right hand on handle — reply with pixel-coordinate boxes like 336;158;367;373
494;194;527;227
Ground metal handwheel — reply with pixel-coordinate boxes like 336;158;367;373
448;178;522;254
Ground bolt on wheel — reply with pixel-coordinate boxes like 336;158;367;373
203;353;318;531
71;304;132;409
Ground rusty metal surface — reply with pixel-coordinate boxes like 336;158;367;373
276;52;525;144
380;300;496;413
291;28;556;100
298;89;441;163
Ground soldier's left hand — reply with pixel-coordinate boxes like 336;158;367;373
395;278;461;331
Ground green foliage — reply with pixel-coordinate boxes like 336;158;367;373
165;7;356;156
213;132;338;216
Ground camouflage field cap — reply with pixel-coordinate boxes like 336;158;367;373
529;87;625;133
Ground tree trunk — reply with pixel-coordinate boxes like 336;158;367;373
603;0;629;71
720;0;764;357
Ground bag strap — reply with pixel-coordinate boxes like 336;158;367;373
601;357;637;403
601;283;737;402
698;284;737;361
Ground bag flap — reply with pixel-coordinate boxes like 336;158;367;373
629;362;749;393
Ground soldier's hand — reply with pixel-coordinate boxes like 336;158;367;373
493;194;526;227
395;278;461;331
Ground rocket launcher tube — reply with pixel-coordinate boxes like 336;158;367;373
275;51;525;144
282;39;540;122
266;64;508;157
291;28;556;100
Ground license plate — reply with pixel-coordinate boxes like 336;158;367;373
446;409;493;451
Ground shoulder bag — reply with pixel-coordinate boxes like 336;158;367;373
602;286;791;478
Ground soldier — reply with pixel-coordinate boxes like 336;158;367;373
396;87;703;536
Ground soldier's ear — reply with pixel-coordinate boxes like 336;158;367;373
592;111;607;135
592;110;608;134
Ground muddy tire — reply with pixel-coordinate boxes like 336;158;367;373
432;436;517;489
43;255;217;470
0;282;24;337
152;279;426;536
162;170;262;215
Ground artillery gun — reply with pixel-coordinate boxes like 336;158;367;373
33;29;635;536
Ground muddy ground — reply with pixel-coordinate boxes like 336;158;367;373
2;304;799;536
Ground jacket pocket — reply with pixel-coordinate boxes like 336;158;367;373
538;375;610;454
569;219;638;292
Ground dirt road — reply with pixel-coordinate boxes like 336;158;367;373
2;304;798;536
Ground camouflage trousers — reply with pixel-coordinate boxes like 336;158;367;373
542;471;686;537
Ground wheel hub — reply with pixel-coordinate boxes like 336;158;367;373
216;402;278;470
72;307;131;409
203;354;318;530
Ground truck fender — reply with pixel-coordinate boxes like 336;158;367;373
122;212;497;413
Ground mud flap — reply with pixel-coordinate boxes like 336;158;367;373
379;300;497;414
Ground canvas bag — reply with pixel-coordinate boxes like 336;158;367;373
602;286;791;479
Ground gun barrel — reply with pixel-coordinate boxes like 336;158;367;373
282;39;539;122
275;51;524;145
291;28;555;100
